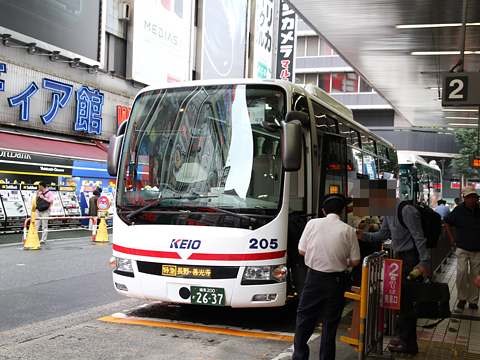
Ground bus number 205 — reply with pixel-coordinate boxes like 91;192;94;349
249;238;278;249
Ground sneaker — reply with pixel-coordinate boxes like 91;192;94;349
40;240;46;244
457;300;466;308
469;303;479;310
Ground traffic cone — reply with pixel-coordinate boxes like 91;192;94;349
95;218;109;242
24;214;41;250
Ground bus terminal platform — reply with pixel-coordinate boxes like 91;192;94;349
330;251;480;360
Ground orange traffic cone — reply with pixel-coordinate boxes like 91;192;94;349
95;218;109;242
24;204;41;250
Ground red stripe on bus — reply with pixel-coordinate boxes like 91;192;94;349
188;250;287;261
113;244;182;259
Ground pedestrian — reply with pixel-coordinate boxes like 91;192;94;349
356;198;430;354
292;194;360;360
434;199;450;221
35;181;54;244
88;190;100;230
454;197;460;208
444;186;480;310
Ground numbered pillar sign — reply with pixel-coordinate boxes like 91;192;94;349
442;72;480;106
381;258;402;310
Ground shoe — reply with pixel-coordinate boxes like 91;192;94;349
457;300;466;309
387;344;418;354
469;303;479;309
40;240;46;244
389;338;401;346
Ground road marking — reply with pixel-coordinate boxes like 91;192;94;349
98;315;295;342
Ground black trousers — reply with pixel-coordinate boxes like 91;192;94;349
292;270;346;360
397;249;420;349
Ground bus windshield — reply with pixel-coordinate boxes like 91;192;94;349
117;84;286;228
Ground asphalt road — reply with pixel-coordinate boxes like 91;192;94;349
0;236;123;332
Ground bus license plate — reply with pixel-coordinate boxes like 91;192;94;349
190;286;225;306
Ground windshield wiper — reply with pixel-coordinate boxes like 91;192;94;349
126;195;217;220
169;204;259;225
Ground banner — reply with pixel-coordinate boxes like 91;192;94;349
275;0;296;82
382;258;402;310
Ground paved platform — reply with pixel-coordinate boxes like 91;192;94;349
382;252;480;360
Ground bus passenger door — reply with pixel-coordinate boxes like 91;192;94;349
316;132;347;220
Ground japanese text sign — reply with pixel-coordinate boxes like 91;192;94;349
276;0;296;82
382;258;402;310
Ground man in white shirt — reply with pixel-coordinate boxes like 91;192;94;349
434;199;450;221
292;194;361;360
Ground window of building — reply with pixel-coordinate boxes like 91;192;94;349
318;74;331;92
331;73;345;93
305;73;317;85
345;73;359;93
360;77;374;92
306;36;319;56
297;36;306;57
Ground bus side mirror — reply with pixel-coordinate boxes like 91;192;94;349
107;134;123;177
281;119;302;172
107;120;128;177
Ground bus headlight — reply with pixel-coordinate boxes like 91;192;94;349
242;264;287;284
115;257;133;272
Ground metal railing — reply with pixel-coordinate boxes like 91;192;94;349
341;250;388;359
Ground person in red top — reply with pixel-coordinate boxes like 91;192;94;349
35;181;54;244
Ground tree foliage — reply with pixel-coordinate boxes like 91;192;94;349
452;128;480;178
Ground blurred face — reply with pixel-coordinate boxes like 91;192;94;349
464;193;478;209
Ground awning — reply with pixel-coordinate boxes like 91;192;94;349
0;132;109;162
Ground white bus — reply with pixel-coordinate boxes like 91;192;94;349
107;79;398;308
398;152;442;208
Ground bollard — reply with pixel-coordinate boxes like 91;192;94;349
95;217;109;242
24;210;41;250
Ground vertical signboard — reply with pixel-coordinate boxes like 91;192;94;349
382;258;402;310
252;0;275;79
127;0;192;85
276;0;296;82
201;0;247;79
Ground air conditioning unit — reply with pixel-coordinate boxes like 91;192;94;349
119;2;130;21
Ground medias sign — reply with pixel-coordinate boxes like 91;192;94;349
442;72;480;106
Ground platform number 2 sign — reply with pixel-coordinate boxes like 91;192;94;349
445;76;468;101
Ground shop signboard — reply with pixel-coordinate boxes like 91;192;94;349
252;0;275;79
0;61;131;140
201;0;247;79
0;151;73;178
276;0;296;82
127;0;193;84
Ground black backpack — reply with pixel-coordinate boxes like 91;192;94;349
36;190;51;212
397;201;442;248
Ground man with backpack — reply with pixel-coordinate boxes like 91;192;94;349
356;198;430;354
444;185;480;310
35;181;54;244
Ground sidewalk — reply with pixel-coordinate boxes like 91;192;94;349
382;252;480;360
0;227;112;245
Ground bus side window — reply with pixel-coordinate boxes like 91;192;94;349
351;130;360;147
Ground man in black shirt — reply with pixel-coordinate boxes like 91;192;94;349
445;186;480;310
